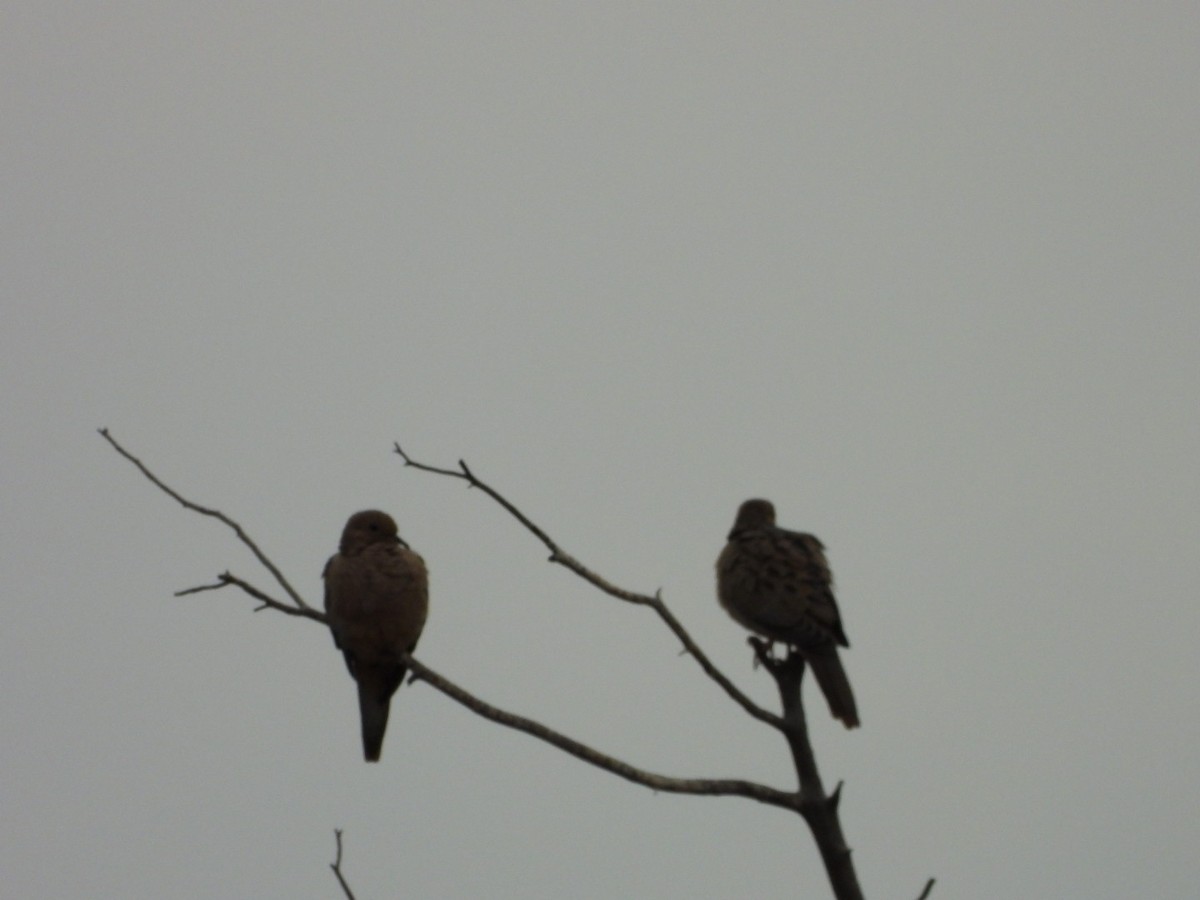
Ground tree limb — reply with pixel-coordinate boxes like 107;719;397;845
99;428;315;616
175;572;325;622
752;639;863;900
393;443;781;728
99;431;796;807
404;653;799;811
101;432;925;898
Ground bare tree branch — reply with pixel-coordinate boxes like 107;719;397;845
102;432;928;898
99;432;792;805
174;572;326;622
393;443;781;728
404;653;800;811
750;639;863;900
99;428;314;615
330;829;358;900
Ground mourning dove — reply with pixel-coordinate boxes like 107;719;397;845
716;499;859;728
324;510;429;761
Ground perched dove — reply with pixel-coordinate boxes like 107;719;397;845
324;510;429;761
716;499;859;728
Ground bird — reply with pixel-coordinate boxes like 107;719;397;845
716;498;859;728
324;510;429;761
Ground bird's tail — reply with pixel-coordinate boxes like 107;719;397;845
357;673;401;762
807;649;860;729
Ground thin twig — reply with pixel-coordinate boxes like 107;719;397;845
175;572;326;622
404;654;799;811
393;443;781;728
99;428;313;614
915;876;936;900
330;829;358;900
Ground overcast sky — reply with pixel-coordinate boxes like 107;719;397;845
4;4;1199;898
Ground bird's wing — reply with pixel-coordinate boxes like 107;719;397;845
742;530;847;646
323;554;346;651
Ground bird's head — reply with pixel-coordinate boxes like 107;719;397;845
730;498;776;537
339;509;403;553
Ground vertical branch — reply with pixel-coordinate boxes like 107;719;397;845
755;641;863;900
330;829;358;900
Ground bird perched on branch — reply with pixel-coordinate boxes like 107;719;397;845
324;510;429;761
716;499;859;728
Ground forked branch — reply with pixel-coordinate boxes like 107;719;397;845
102;431;933;899
175;572;324;621
393;443;780;728
330;829;358;900
392;444;937;900
99;428;319;620
752;639;862;900
99;430;794;807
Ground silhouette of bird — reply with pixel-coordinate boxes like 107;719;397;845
324;510;429;761
716;499;859;728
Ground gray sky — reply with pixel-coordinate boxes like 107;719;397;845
4;4;1198;898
